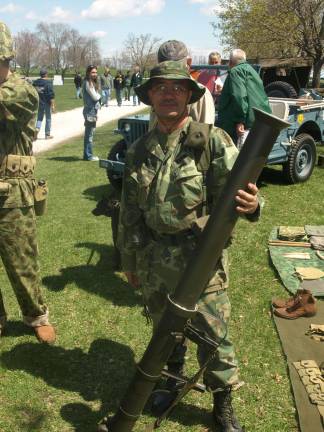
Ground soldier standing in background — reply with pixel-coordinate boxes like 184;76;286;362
117;60;260;432
0;21;56;343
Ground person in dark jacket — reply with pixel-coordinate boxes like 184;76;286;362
33;68;55;139
74;72;82;99
130;65;142;105
113;71;124;106
218;49;271;148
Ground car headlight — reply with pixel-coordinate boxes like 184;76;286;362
124;123;131;132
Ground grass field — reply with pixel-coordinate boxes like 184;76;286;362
0;120;323;432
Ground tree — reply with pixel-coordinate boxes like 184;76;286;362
215;0;324;86
122;33;161;72
36;22;70;73
14;30;40;76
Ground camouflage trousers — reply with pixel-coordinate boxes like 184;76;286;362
136;235;240;390
0;206;49;331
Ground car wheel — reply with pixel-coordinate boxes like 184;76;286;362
106;139;127;192
283;133;316;183
265;81;298;98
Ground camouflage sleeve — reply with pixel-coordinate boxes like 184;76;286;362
117;143;144;272
208;127;261;221
0;75;38;125
207;127;238;206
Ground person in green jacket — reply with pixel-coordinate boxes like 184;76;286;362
218;48;271;148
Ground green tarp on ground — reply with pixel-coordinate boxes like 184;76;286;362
269;227;324;297
273;301;324;432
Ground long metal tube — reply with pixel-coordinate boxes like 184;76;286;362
106;109;290;431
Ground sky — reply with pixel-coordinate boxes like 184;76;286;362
0;0;224;60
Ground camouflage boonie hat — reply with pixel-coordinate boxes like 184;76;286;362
135;60;205;106
0;21;15;61
158;40;189;62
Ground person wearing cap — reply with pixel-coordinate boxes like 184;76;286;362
149;39;215;127
117;60;260;431
0;21;56;343
33;68;55;139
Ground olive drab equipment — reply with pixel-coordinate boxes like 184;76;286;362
0;21;15;61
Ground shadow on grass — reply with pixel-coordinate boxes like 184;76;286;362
0;339;212;431
47;156;81;162
42;242;142;308
257;166;288;187
0;338;135;432
1;320;34;337
83;184;113;202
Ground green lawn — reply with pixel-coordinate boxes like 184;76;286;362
0;121;323;431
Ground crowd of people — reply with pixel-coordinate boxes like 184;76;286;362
1;15;274;432
73;66;143;107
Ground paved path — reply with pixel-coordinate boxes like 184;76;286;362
33;98;146;154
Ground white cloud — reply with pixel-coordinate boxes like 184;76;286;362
50;6;72;21
188;0;224;15
82;0;165;19
0;2;22;13
92;30;107;38
25;11;39;20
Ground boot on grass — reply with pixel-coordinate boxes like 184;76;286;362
213;387;244;432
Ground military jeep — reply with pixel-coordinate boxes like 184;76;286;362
99;58;323;187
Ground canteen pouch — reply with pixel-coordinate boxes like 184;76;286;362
34;179;48;216
0;181;11;196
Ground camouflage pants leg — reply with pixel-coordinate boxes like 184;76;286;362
0;207;49;328
137;239;239;389
193;290;239;390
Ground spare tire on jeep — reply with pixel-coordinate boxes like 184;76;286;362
106;139;127;192
265;81;297;98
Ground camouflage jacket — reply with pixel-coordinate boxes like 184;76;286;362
0;72;39;208
119;117;242;272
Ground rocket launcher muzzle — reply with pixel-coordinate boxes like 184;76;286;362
102;108;290;431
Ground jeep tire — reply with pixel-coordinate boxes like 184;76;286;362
265;81;298;99
283;133;316;183
106;139;127;192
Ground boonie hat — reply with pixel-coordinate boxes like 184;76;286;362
135;60;205;106
0;21;15;61
158;40;189;62
40;68;48;77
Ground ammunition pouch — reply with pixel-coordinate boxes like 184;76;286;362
149;228;196;246
0;181;11;196
0;154;36;178
34;179;48;216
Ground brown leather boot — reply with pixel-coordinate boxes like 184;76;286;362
34;325;56;343
273;293;316;319
272;289;312;308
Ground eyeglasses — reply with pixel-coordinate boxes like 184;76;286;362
150;83;189;95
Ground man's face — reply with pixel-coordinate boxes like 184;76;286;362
148;79;192;120
90;68;98;81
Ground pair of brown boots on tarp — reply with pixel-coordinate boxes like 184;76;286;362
272;289;317;319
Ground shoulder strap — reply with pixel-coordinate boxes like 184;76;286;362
183;121;213;216
183;121;212;174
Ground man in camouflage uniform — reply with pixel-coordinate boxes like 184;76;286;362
0;21;55;343
118;61;260;431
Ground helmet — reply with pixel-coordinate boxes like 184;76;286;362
0;21;15;61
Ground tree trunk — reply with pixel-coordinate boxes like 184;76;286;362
312;58;324;88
